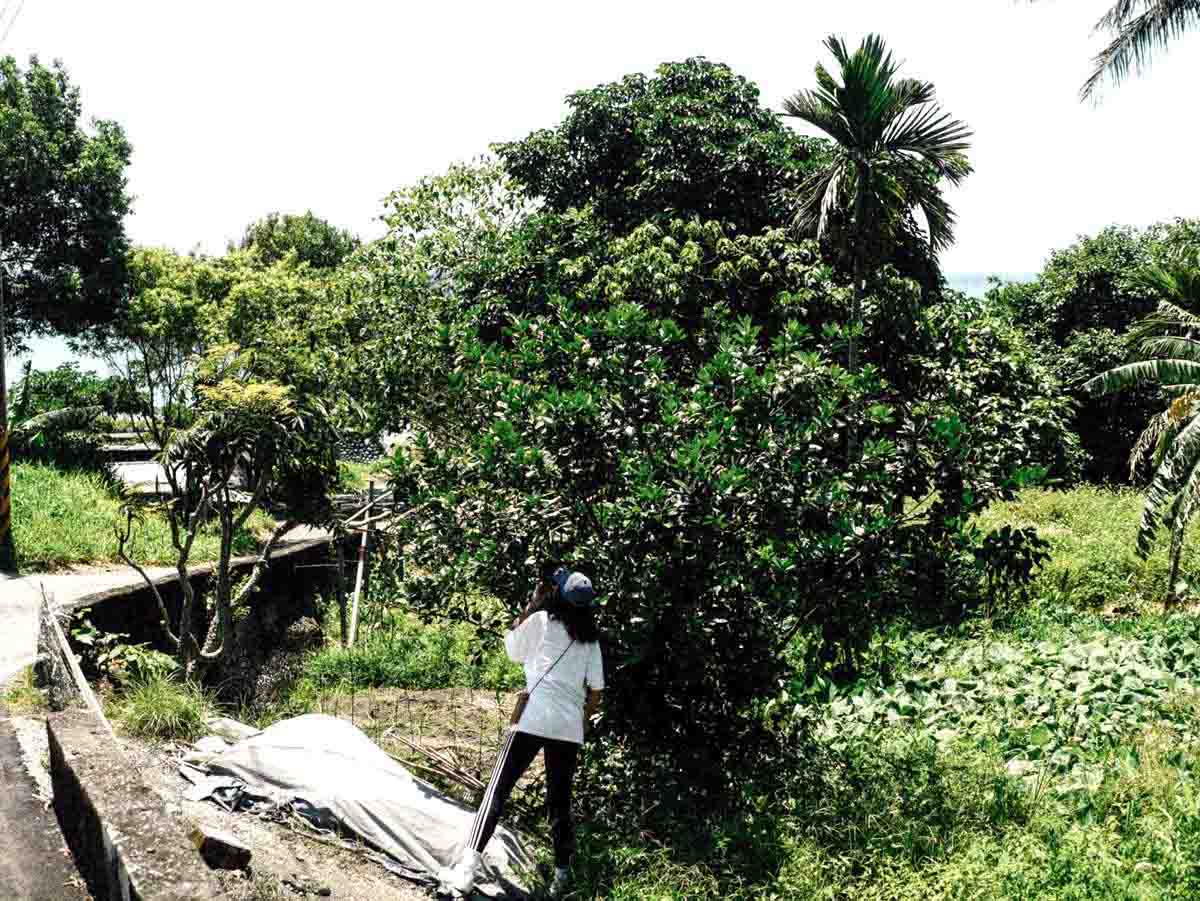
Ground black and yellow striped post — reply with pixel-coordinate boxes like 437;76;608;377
0;254;13;572
0;422;11;571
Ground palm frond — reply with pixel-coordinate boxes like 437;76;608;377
792;160;852;238
1169;446;1200;547
910;180;958;252
1085;359;1200;395
781;87;855;147
1130;302;1200;342
1081;0;1200;100
1138;411;1200;556
1130;407;1181;479
1138;336;1200;361
1097;0;1146;31
825;33;902;148
882;101;973;168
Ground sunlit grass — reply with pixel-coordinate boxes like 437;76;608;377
11;462;273;572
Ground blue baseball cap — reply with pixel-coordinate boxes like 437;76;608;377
553;569;598;608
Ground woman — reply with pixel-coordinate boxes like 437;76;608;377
438;568;604;898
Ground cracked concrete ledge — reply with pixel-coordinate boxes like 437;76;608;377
53;537;332;616
48;708;226;900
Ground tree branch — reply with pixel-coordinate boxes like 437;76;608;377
232;463;272;533
115;508;181;649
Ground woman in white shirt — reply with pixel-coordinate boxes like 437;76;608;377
439;568;604;899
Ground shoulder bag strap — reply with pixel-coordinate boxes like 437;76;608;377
526;639;575;700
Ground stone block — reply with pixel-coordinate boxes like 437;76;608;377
189;826;252;870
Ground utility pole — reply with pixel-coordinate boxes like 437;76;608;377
0;238;13;571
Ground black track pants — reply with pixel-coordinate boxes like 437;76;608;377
468;728;579;868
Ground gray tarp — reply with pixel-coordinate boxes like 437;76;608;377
195;714;532;897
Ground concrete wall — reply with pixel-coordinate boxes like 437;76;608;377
58;538;338;703
48;709;225;900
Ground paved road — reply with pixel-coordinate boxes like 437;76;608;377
0;567;174;685
0;706;88;899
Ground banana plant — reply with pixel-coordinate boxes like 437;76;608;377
1085;247;1200;595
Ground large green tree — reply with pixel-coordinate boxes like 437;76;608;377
359;59;1070;818
781;34;971;378
0;54;132;568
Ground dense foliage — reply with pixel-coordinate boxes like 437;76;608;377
8;361;143;469
494;57;818;235
354;59;1075;815
236;210;359;270
0;55;131;344
10;361;141;424
992;219;1200;483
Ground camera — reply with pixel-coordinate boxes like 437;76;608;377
540;561;566;588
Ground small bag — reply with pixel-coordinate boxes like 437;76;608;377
509;640;574;728
509;691;530;726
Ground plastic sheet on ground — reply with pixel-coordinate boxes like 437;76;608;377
188;713;532;897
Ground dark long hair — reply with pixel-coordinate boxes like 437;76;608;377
544;593;601;644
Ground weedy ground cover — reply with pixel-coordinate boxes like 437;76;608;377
976;484;1200;611
240;486;1200;898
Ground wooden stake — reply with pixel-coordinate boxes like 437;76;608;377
336;538;348;645
347;481;374;647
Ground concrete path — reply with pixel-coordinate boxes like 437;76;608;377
0;566;174;685
0;706;89;899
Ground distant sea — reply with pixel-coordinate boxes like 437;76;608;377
3;272;1040;387
946;272;1038;299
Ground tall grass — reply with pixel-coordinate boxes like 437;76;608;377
298;614;522;694
11;462;270;571
110;674;212;742
976;484;1200;611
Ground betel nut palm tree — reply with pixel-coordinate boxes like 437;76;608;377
1085;248;1200;596
781;34;972;378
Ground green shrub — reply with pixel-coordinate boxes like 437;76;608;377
300;615;521;693
111;675;212;742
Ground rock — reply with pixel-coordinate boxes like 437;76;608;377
205;716;262;744
190;825;252;870
193;735;231;755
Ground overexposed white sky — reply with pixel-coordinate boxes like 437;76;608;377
3;0;1197;275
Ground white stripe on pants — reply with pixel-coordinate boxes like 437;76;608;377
468;726;518;851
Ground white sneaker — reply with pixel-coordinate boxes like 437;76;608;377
437;848;482;897
548;867;570;899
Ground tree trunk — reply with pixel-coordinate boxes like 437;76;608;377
847;161;870;463
850;175;867;378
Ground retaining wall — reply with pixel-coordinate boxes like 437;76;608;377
48;709;224;900
45;538;338;704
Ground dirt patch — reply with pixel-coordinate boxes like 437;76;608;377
310;687;547;812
